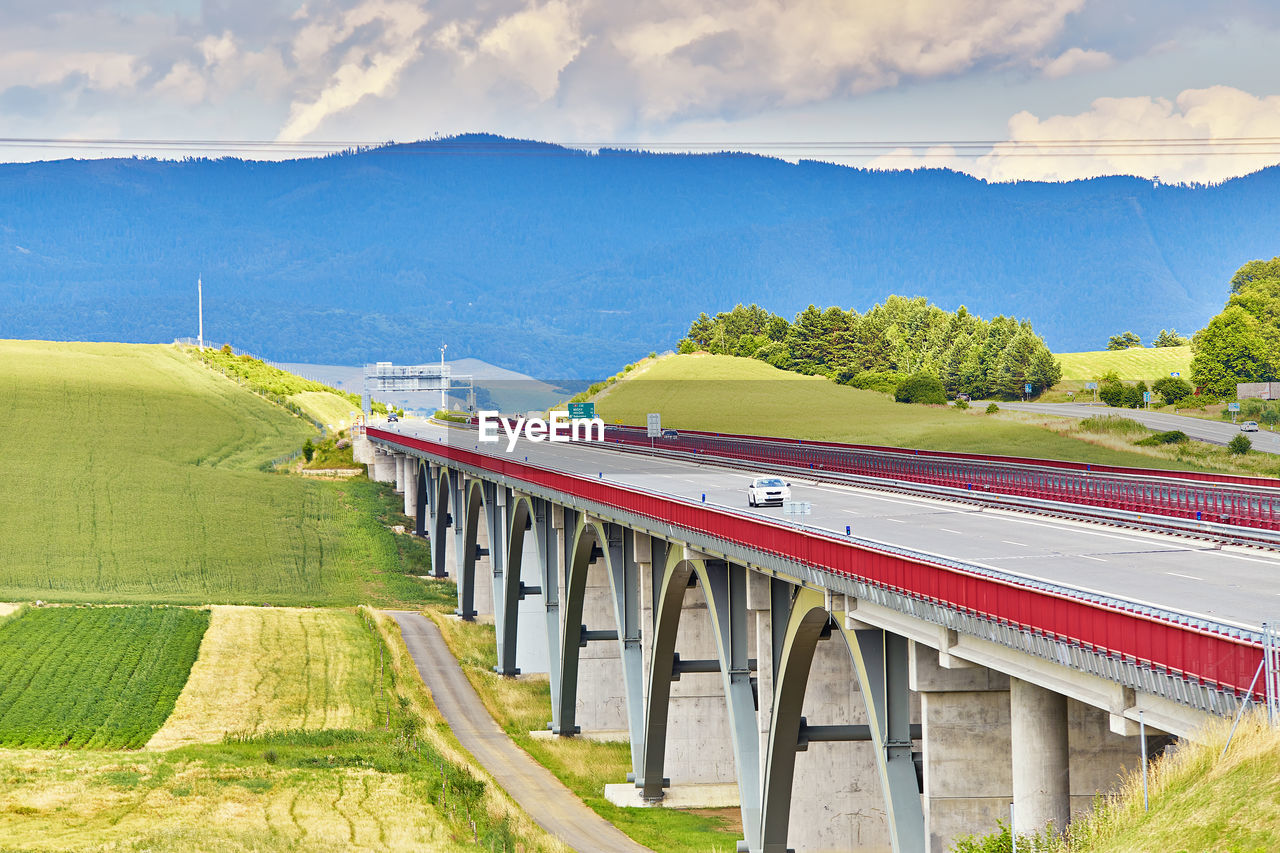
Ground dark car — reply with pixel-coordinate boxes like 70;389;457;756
387;413;399;423
661;429;679;438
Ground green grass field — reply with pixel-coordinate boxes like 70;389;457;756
0;606;207;749
291;390;360;430
595;354;1186;467
1055;345;1192;381
0;340;434;606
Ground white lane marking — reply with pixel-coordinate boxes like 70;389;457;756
1166;571;1202;581
1212;552;1280;567
1081;555;1108;562
939;528;965;535
1001;540;1027;547
884;518;905;524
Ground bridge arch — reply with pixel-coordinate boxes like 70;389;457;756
498;494;539;676
760;586;924;853
639;545;762;851
554;516;645;775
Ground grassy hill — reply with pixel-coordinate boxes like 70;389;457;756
0;340;429;605
596;354;1194;467
1056;346;1193;382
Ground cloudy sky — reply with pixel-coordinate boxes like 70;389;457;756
4;0;1280;182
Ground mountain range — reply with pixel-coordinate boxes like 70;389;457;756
2;135;1276;377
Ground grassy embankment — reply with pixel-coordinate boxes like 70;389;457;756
428;611;743;853
589;353;1273;474
0;340;437;606
1055;345;1193;383
0;607;560;852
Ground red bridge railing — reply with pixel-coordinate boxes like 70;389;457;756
601;425;1280;531
370;427;1265;703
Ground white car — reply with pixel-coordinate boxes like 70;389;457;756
747;476;791;507
1240;421;1260;432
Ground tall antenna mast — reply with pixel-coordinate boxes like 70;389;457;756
440;342;448;410
198;275;204;349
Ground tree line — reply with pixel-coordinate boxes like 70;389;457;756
678;296;1062;399
1191;257;1280;397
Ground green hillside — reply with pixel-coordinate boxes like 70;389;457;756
0;341;429;605
1056;346;1192;382
595;354;1196;467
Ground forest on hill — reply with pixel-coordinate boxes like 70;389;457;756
2;135;1278;376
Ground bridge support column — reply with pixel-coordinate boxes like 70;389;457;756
393;453;406;493
370;449;396;483
910;641;1011;853
1011;678;1070;837
403;459;418;520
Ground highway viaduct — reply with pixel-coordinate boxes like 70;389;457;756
359;421;1276;853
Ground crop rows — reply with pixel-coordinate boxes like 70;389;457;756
0;606;209;749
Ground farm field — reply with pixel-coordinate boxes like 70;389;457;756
0;606;207;749
149;607;388;749
0;341;433;606
291;389;361;430
1055;345;1193;381
595;354;1193;468
0;610;561;852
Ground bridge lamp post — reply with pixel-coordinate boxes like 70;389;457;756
440;343;447;411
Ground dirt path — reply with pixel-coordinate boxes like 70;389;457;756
386;611;651;853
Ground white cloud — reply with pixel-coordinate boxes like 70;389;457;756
277;0;431;140
977;85;1280;183
1038;46;1113;78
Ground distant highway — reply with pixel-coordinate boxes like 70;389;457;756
995;401;1280;455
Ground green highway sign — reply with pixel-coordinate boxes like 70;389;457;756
568;402;596;419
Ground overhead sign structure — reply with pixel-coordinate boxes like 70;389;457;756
568;402;596;420
362;361;472;415
647;412;661;438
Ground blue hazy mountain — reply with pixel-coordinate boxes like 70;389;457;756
2;134;1276;376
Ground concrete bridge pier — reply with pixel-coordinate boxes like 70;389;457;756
371;448;396;483
393;453;407;493
1011;678;1070;837
402;458;418;520
910;642;1012;853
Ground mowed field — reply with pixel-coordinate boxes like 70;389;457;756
0;606;207;749
149;607;387;749
1055;345;1193;381
0;341;429;606
597;354;1181;466
291;389;360;430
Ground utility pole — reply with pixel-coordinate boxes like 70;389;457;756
440;342;448;411
197;275;204;349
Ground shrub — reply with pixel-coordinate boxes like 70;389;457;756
953;399;970;410
1228;434;1252;455
302;438;315;462
985;403;999;414
1152;376;1193;406
894;373;947;405
648;351;657;359
846;371;905;395
1262;408;1279;426
1135;430;1189;446
1079;415;1148;435
1098;378;1126;407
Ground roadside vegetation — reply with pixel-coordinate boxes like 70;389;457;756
0;341;437;607
427;610;743;852
1055;345;1191;383
0;606;207;749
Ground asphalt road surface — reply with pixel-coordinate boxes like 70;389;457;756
388;422;1280;631
387;610;651;853
996;401;1280;455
